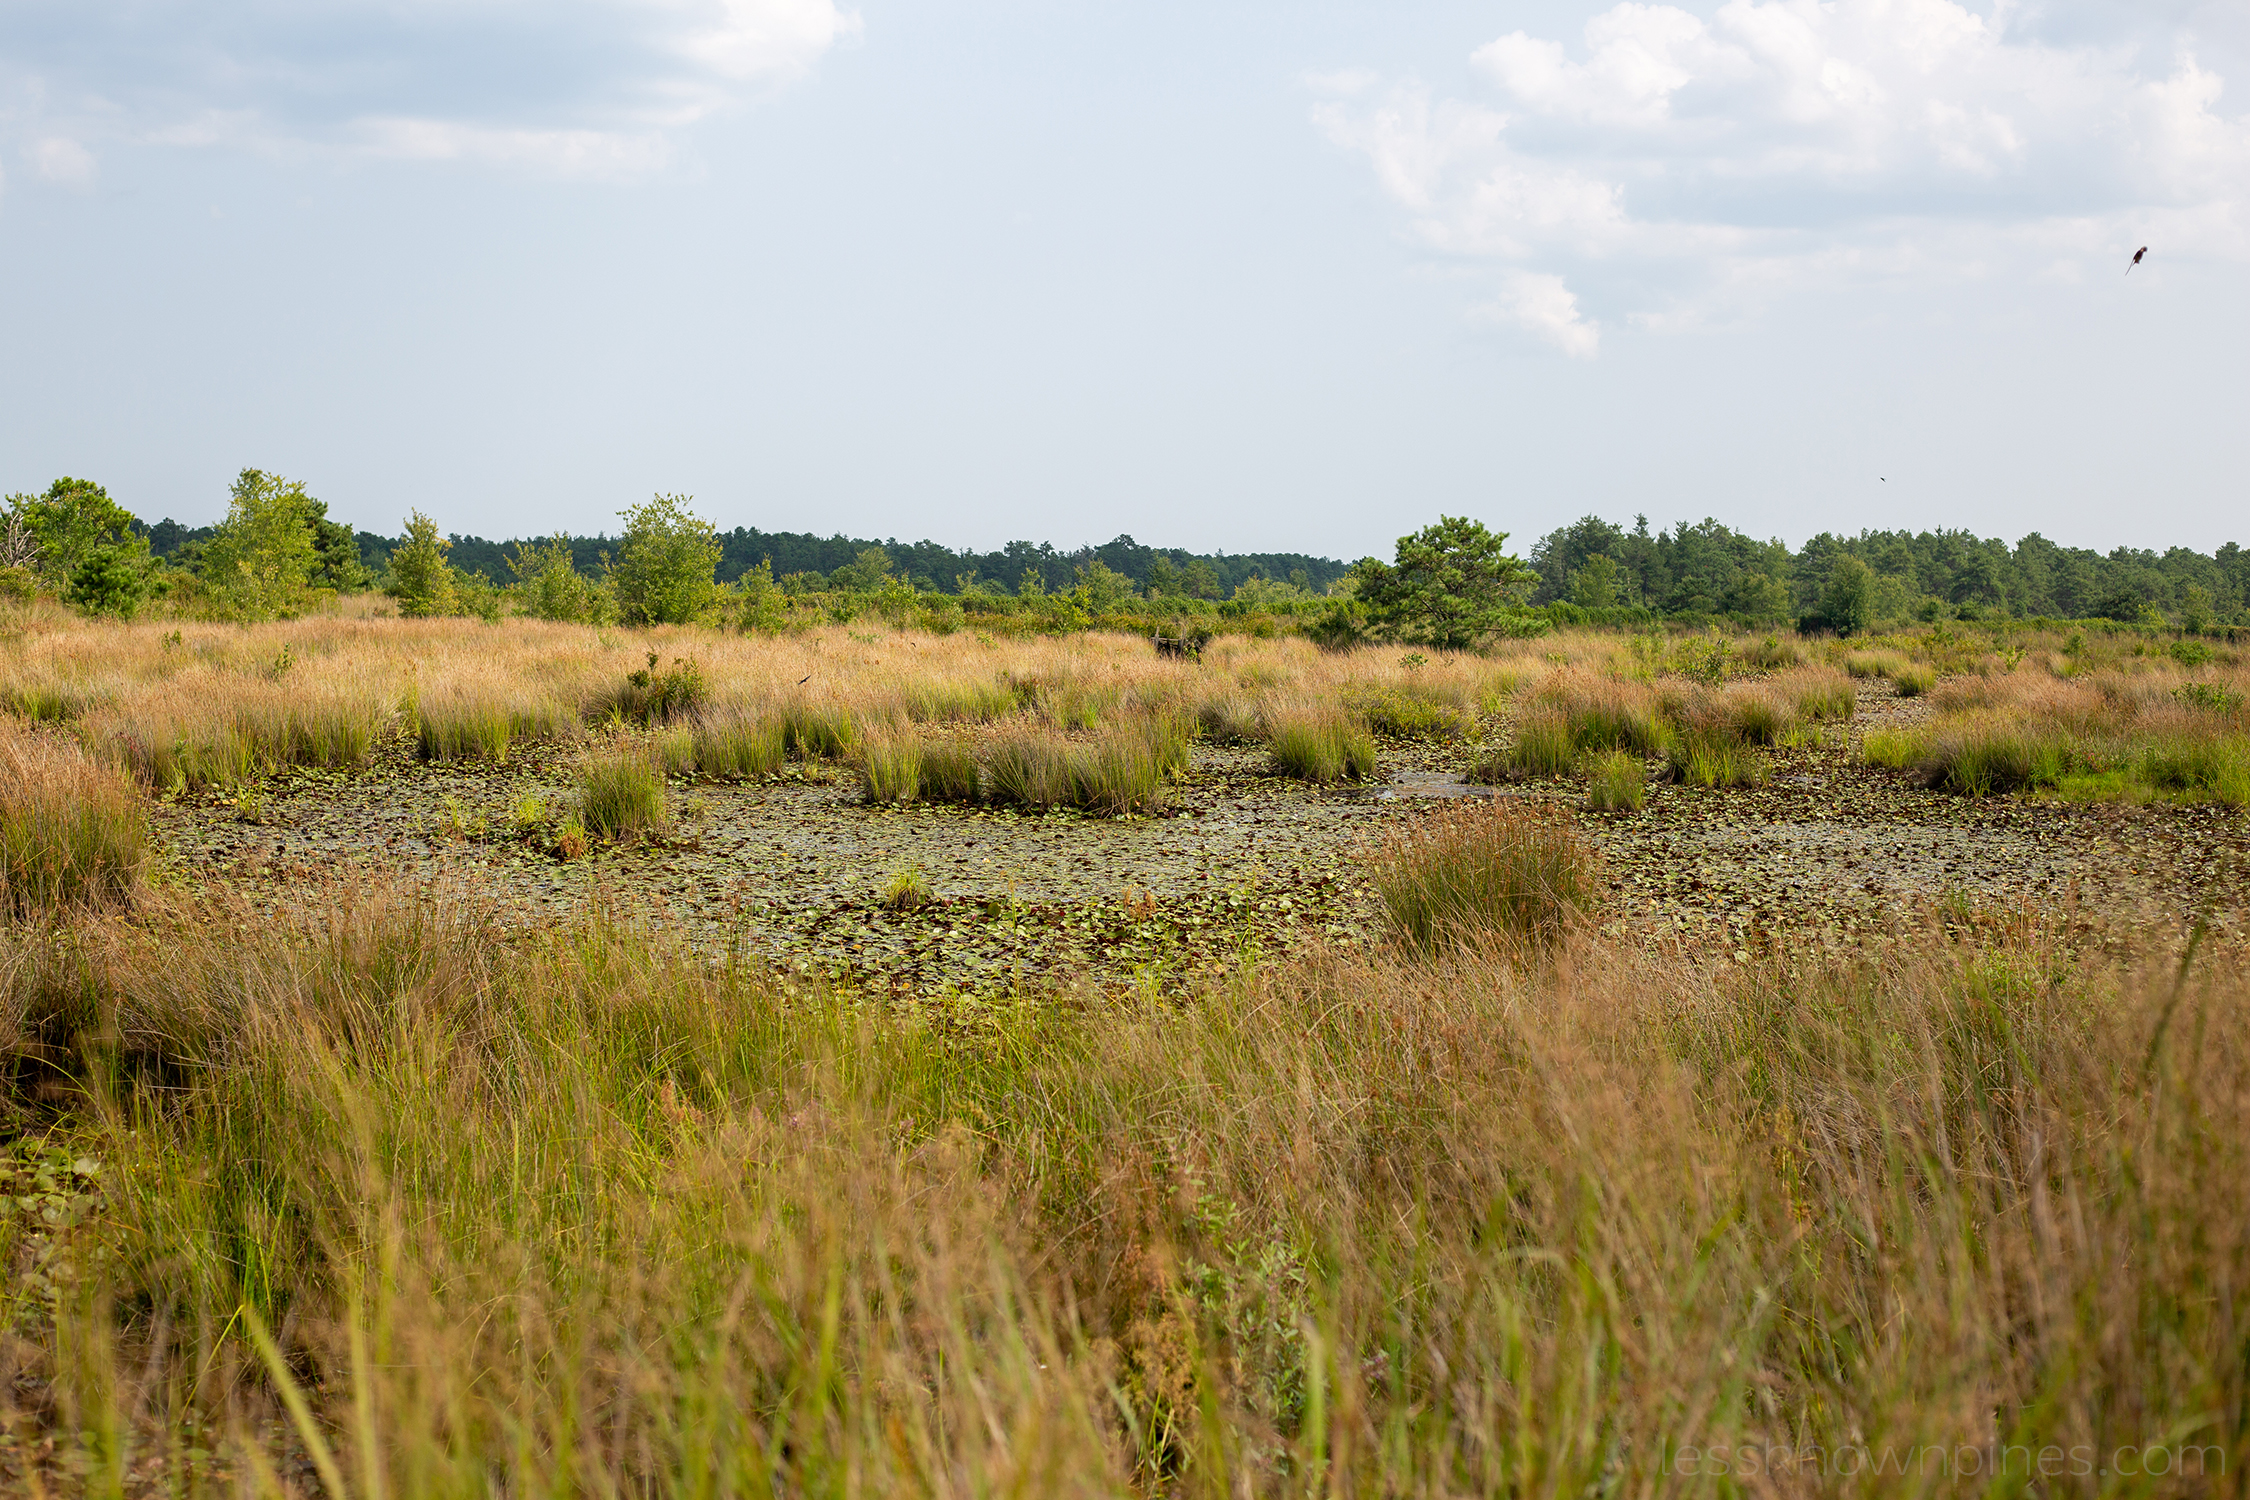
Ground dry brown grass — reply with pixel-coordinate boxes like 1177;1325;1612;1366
0;885;2241;1494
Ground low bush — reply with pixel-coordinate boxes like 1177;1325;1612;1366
0;736;148;917
592;653;707;725
577;751;670;839
1584;750;1647;812
1347;687;1472;742
1370;800;1600;953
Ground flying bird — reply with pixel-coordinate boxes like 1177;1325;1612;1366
798;673;813;685
2127;246;2148;275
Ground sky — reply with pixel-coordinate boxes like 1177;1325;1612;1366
1;0;2244;561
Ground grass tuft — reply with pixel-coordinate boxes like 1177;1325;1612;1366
576;750;670;839
1266;711;1379;784
1371;799;1600;953
1666;730;1770;788
0;736;148;917
690;711;785;779
985;733;1071;811
1584;750;1647;812
881;864;933;910
859;732;923;804
1478;706;1574;781
918;739;982;803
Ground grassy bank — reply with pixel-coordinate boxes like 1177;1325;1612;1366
1;880;2242;1494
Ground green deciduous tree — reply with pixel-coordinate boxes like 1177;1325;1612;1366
510;534;608;623
1806;555;1873;636
387;511;458;618
1070;559;1137;615
1352;516;1538;650
608;494;721;625
200;469;320;621
9;479;154;615
829;547;895;594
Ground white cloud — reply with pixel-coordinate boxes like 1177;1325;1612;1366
1316;0;2250;352
1477;272;1602;357
26;135;96;186
0;0;860;181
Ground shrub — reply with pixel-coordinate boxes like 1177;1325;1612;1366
2175;682;2244;716
1371;800;1600;953
860;733;923;804
0;737;147;917
691;712;785;779
595;653;707;726
1666;730;1769;788
919;740;982;803
509;534;609;623
1267;712;1378;784
986;734;1071;811
577;752;670;840
1585;750;1647;812
608;493;722;625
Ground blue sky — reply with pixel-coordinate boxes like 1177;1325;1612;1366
2;0;2244;559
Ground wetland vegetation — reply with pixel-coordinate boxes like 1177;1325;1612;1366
2;481;2247;1495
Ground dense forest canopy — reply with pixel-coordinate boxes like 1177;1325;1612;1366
114;503;2250;627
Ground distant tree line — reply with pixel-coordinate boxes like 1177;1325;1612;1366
1527;515;2250;630
25;481;2242;634
139;521;1351;601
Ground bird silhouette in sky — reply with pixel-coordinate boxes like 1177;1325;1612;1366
798;674;813;685
2127;246;2148;275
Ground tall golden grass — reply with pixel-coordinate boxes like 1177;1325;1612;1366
0;886;2242;1493
0;731;147;916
